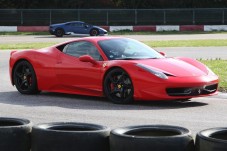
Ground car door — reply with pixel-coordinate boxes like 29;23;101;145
55;41;103;94
70;22;88;34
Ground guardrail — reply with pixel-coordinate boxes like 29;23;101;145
0;8;226;26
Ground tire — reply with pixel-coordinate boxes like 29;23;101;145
90;29;99;36
195;127;227;151
104;68;134;104
110;125;194;151
13;60;39;94
55;28;64;37
0;117;32;151
31;122;110;151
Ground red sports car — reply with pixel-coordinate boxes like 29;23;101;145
9;37;218;104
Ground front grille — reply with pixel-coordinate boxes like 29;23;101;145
166;84;218;96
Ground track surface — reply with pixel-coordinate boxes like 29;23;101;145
1;34;227;43
1;35;227;137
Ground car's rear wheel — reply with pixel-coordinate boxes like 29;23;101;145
13;60;39;94
104;68;133;104
90;29;99;36
55;28;64;37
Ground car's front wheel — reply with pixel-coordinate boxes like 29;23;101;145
104;68;134;104
13;60;39;94
90;29;99;36
55;28;64;37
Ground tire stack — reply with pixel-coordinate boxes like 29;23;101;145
110;125;194;151
195;127;227;151
31;122;110;151
0;117;32;151
1;117;227;151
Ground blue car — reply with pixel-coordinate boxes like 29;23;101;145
49;21;108;37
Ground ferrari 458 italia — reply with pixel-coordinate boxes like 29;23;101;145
9;37;219;104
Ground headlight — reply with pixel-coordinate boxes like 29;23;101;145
206;66;215;75
136;64;168;79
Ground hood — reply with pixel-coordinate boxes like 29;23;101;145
134;58;208;77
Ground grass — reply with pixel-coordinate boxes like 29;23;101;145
0;42;57;50
143;39;227;47
200;60;227;92
1;39;227;50
0;32;49;35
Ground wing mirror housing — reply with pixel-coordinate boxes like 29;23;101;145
79;55;97;65
159;52;166;57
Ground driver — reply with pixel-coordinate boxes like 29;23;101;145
110;44;125;59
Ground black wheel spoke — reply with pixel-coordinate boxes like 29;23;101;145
123;84;132;89
19;80;27;88
22;65;27;73
16;72;23;80
117;73;126;83
109;76;118;84
110;89;119;95
120;88;126;99
25;71;32;76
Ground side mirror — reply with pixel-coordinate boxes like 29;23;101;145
79;55;97;65
159;52;166;57
84;24;89;28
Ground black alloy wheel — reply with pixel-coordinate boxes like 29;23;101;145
104;68;134;104
90;29;99;36
55;28;64;37
13;61;39;94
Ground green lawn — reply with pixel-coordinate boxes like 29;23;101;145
200;60;227;92
1;39;227;50
0;42;57;50
143;39;227;47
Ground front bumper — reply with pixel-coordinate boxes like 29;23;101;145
49;29;55;35
133;75;219;101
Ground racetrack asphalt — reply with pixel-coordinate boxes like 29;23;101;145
1;33;227;43
1;45;227;137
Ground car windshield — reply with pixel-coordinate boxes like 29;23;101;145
98;38;164;60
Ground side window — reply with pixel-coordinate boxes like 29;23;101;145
63;41;103;61
71;23;83;27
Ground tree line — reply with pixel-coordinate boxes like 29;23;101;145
0;0;226;9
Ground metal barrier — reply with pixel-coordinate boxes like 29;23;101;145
0;8;226;26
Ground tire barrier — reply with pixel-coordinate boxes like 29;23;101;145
31;122;110;151
1;116;227;151
0;117;32;151
196;127;227;151
110;125;195;151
